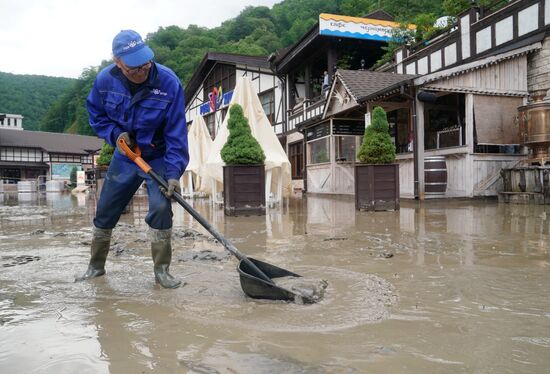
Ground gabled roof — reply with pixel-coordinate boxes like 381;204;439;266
336;69;418;102
0;129;103;155
363;9;395;21
185;52;270;103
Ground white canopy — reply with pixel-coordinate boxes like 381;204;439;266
205;76;292;201
180;114;213;195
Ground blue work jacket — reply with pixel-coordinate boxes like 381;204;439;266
87;62;188;180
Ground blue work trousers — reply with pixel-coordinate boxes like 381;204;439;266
94;153;173;230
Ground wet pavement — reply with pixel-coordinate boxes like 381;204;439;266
1;191;549;373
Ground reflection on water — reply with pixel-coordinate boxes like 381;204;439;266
1;191;550;373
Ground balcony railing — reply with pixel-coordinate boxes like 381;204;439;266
287;96;326;132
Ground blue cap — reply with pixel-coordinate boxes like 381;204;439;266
112;30;154;67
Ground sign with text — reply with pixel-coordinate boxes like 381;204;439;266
319;13;415;42
77;171;85;185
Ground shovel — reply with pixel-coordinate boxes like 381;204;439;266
118;139;312;303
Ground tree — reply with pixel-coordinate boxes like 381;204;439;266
221;104;265;165
34;0;454;136
69;166;78;187
0;72;74;131
341;0;372;17
357;106;395;164
97;143;114;166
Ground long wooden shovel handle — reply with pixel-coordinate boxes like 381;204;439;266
117;138;275;285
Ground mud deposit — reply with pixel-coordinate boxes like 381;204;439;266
1;193;550;373
274;276;328;304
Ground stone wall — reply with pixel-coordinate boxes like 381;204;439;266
528;37;550;97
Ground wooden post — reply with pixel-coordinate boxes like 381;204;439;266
415;99;425;200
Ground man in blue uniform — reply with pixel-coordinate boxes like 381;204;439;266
76;30;188;288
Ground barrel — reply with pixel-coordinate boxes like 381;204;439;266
424;156;447;195
17;180;37;193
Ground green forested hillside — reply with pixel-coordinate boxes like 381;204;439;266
30;0;483;135
39;62;111;135
0;72;74;131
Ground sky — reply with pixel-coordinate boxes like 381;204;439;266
0;0;281;79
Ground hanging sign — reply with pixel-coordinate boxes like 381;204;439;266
319;13;415;42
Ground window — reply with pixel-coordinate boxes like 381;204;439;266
50;154;80;163
204;113;216;140
259;89;275;124
424;93;465;150
81;155;93;164
288;141;303;179
335;136;359;162
307;137;330;164
387;109;411;154
473;95;523;153
220;107;228;123
0;147;42;162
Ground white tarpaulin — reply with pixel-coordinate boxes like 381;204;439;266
205;76;292;201
180;114;213;195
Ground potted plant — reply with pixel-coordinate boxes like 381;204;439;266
94;143;113;193
355;106;400;211
221;104;266;216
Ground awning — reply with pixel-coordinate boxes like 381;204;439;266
473;95;523;145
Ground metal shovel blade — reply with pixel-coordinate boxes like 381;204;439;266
238;257;307;302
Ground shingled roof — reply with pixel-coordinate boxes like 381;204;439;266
336;70;418;102
0;129;103;155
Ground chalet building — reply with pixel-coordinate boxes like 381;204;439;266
0;113;103;183
367;0;550;199
275;0;549;199
0;113;23;130
270;10;414;191
184;52;284;139
183;1;549;200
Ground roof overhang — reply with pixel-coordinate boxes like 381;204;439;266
323;70;417;117
184;52;270;104
415;40;543;87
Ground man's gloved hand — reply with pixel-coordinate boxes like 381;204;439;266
160;179;181;198
116;132;134;156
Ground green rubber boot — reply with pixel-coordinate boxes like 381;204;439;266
150;228;182;289
75;227;112;282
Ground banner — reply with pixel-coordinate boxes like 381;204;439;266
319;13;415;42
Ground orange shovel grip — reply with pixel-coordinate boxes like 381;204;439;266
117;138;151;174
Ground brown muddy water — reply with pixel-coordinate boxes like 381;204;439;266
1;192;549;373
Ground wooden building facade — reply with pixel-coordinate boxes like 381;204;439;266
0;120;103;184
184;52;285;139
282;0;550;199
181;1;550;200
377;0;550;199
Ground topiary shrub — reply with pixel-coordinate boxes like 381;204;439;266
221;104;266;165
357;106;396;164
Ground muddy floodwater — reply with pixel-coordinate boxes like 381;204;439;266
1;192;550;373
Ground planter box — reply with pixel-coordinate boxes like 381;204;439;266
355;164;400;211
223;165;265;216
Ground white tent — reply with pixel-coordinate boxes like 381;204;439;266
205;76;292;204
180;114;213;196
